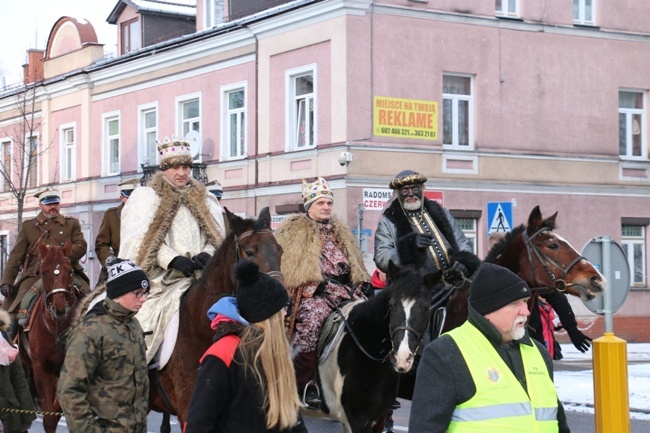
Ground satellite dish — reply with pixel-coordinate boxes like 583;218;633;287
184;130;202;160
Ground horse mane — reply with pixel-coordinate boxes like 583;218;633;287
485;216;557;263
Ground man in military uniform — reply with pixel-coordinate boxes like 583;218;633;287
94;179;138;285
0;187;89;338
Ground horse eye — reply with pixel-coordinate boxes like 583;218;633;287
245;250;255;258
547;242;559;250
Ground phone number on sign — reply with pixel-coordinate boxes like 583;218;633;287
377;127;436;138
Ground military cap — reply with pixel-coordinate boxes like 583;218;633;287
206;179;223;198
118;179;139;198
34;187;61;205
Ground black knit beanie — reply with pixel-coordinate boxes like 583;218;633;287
235;260;289;324
469;263;532;315
106;257;150;299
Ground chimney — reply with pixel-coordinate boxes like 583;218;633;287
23;49;45;85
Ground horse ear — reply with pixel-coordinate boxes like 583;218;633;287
39;242;49;257
224;207;245;235
258;207;271;229
387;261;399;281
544;211;558;229
63;239;73;257
526;206;543;234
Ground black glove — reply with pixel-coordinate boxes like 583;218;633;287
0;284;16;298
192;252;212;269
360;281;375;299
567;327;592;353
443;262;469;288
169;256;196;277
414;233;433;249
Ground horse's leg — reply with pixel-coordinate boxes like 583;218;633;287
161;412;171;433
32;362;62;433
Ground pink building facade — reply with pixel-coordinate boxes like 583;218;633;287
1;0;649;336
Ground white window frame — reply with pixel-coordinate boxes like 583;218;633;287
495;0;519;18
573;0;596;25
176;93;202;162
1;138;11;192
622;224;647;287
443;74;474;150
59;122;76;182
619;90;646;160
285;64;317;152
221;82;247;161
102;111;121;176
138;102;159;169
24;133;39;189
204;0;224;28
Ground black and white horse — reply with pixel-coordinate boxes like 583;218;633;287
314;264;442;433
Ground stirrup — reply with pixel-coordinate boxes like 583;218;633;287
302;380;321;409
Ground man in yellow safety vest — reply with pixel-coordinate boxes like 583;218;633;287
409;263;570;433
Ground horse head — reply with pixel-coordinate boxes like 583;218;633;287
387;262;442;373
38;240;76;319
488;206;606;301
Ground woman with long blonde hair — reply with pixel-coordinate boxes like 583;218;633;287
184;260;305;433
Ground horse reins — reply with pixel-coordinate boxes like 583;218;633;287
523;227;585;294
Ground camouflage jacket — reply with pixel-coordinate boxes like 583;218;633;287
58;298;149;433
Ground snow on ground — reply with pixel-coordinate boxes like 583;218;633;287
555;343;650;420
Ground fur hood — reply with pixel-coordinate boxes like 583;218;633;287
274;214;370;291
134;173;223;273
0;309;11;331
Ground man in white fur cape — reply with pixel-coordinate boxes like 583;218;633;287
119;137;225;363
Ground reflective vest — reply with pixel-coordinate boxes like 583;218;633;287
447;322;559;433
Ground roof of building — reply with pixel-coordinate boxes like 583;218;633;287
107;0;197;24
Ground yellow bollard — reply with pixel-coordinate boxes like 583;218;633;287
592;332;630;433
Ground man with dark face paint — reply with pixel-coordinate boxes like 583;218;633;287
374;170;481;286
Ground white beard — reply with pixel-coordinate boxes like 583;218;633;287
403;198;422;211
510;316;528;340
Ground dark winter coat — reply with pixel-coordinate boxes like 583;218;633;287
409;305;570;433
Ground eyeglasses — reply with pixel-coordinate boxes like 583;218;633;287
132;289;149;299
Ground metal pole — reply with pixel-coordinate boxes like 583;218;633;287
601;236;613;333
358;204;365;248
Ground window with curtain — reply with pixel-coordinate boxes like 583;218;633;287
443;75;473;149
622;224;647;287
495;0;519;18
573;0;596;25
619;91;645;159
287;67;316;150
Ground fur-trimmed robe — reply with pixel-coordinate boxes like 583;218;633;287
275;214;369;293
119;173;225;363
374;198;481;277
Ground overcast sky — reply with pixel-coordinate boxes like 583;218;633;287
0;0;118;86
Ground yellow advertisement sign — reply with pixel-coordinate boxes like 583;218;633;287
373;96;438;140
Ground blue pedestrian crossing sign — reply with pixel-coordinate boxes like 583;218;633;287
487;202;513;235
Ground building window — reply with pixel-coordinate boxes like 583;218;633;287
455;217;478;255
286;66;316;151
121;19;141;54
1;140;10;192
619;91;645;159
622;224;646;287
221;84;246;159
204;0;224;28
178;97;200;137
60;125;75;181
0;232;8;278
495;0;519;18
443;75;473;149
573;0;596;25
139;106;158;167
26;135;39;189
104;114;120;175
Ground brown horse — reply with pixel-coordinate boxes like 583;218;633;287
19;240;86;433
148;206;283;427
399;205;606;400
443;205;605;333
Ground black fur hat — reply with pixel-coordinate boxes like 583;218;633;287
235;261;288;324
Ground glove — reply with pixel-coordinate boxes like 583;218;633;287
414;233;433;249
567;327;592;353
169;256;196;277
443;262;469;288
192;252;212;269
0;284;16;298
360;281;375;299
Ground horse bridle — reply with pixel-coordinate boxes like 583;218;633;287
523;226;585;293
233;228;284;280
43;262;77;318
